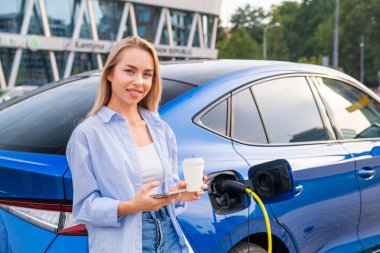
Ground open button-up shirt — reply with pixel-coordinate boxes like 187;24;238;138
66;106;188;253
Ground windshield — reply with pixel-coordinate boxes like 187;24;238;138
0;76;194;154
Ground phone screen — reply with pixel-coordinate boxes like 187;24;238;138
150;189;186;199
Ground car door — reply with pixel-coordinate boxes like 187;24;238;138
231;76;363;252
314;77;380;251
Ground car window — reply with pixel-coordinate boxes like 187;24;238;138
0;77;98;154
232;88;267;143
200;99;228;136
0;76;196;155
316;77;380;139
251;77;328;143
160;79;195;105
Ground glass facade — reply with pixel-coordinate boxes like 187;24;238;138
0;0;219;89
93;0;124;41
135;4;161;43
171;10;193;46
16;50;53;86
0;0;26;34
45;0;76;37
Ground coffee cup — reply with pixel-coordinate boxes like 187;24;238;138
182;157;205;192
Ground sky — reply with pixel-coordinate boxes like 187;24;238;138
220;0;302;27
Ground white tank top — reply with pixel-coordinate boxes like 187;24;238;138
135;143;164;194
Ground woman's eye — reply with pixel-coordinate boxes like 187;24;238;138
144;73;152;77
125;69;134;74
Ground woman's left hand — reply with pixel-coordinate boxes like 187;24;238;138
172;176;208;202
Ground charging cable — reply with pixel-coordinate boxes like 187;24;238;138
215;180;272;253
245;187;272;253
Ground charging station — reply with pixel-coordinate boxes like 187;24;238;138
206;159;296;253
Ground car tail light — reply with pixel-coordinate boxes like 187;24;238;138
0;198;87;235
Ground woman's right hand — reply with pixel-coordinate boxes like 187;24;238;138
118;182;176;216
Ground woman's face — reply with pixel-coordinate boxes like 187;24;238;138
107;47;154;109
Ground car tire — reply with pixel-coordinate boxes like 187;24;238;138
229;241;267;253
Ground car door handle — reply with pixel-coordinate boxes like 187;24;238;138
295;184;303;196
358;167;376;180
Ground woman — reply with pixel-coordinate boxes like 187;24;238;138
66;36;206;253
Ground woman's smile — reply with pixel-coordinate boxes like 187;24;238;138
126;87;143;98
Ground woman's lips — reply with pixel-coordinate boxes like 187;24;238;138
126;88;143;98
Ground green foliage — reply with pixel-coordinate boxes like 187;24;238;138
217;28;261;59
217;0;380;87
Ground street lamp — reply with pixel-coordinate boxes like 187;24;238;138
262;22;281;60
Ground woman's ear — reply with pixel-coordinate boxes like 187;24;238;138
106;73;113;82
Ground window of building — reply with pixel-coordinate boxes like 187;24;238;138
55;51;68;79
0;0;27;33
135;4;161;42
45;0;77;37
92;0;123;41
203;14;215;48
316;78;380;139
27;0;44;35
79;2;92;39
71;53;97;76
0;48;16;82
200;99;228;136
251;77;327;143
232;88;267;144
171;10;193;46
16;50;53;86
121;12;133;38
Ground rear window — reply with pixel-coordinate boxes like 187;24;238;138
0;76;194;154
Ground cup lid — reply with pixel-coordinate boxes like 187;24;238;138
182;157;204;165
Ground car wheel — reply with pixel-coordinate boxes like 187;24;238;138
229;241;267;253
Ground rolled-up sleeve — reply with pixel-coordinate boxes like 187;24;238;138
67;128;121;228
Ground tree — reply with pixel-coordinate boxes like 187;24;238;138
217;27;261;59
230;4;267;44
340;0;380;87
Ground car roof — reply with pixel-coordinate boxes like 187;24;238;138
88;59;357;86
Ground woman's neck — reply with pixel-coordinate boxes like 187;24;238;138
107;101;142;124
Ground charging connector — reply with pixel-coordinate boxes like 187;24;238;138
213;180;272;253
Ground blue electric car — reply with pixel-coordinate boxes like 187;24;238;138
0;60;379;252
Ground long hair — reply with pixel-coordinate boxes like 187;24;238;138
88;36;161;116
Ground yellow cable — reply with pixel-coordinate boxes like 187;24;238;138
246;188;272;253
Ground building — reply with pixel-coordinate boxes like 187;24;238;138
0;0;221;89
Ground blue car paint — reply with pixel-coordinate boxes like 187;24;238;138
0;61;380;252
46;235;88;252
0;208;56;252
0;150;68;199
341;141;380;250
233;141;363;252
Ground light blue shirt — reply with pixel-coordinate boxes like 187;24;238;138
66;106;188;253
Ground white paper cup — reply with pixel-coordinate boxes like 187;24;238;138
182;157;205;192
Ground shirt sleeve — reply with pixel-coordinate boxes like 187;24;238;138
163;121;187;214
66;127;122;228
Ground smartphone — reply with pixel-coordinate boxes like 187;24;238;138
150;189;186;199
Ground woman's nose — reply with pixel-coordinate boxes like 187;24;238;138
134;75;144;86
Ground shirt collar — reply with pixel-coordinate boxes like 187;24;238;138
96;106;160;123
97;106;119;123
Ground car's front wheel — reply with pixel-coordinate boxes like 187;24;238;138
229;241;267;253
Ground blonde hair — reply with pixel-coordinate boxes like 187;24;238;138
88;36;161;116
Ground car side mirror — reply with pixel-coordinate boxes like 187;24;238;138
248;159;295;203
207;171;248;215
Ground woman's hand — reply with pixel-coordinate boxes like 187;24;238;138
174;176;208;202
118;181;176;216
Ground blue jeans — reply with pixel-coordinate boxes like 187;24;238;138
142;207;182;253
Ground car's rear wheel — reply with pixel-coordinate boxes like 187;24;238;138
229;241;267;253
